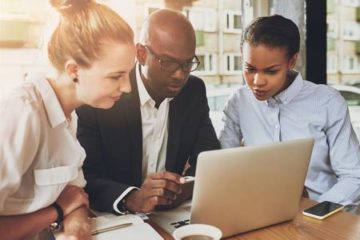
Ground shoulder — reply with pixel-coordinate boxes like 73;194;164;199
301;80;345;105
183;75;206;92
0;82;43;136
227;85;252;102
0;81;42;114
176;75;207;101
223;86;250;111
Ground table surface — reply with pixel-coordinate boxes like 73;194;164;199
149;198;360;240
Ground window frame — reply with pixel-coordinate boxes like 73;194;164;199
193;53;217;76
342;55;360;73
223;10;242;33
327;54;338;73
144;4;163;18
223;53;242;75
184;7;217;32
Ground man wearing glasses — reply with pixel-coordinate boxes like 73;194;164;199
77;9;220;214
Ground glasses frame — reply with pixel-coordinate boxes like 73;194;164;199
144;45;200;73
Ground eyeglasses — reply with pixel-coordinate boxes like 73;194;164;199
144;45;200;73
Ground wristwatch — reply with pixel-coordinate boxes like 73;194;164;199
50;202;64;231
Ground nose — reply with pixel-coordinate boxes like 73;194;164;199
253;73;266;87
119;74;131;94
171;67;187;81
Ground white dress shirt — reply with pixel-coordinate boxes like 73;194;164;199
219;72;360;205
0;72;86;216
136;66;171;181
113;65;172;213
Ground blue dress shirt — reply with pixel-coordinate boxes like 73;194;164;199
219;72;360;205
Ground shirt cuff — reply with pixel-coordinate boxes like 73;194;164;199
317;181;360;206
113;186;139;214
69;169;86;188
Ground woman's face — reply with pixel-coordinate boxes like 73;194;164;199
77;40;136;109
242;42;297;101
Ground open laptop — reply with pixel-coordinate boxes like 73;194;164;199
150;138;314;238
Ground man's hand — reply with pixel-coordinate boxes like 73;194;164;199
156;180;194;211
125;171;185;213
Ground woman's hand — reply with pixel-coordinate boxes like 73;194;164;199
56;185;89;216
62;206;91;240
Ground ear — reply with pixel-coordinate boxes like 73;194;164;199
288;53;298;69
136;43;147;65
64;60;79;79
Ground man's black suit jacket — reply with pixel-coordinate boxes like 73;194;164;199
76;68;220;213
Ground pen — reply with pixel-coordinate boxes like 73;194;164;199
183;176;195;183
91;222;133;235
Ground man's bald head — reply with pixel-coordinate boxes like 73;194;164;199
139;9;196;51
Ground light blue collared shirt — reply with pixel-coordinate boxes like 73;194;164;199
219;72;360;205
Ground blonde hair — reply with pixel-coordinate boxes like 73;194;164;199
48;0;134;72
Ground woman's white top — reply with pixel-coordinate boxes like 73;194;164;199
0;73;86;215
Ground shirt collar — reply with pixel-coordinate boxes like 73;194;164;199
135;63;173;107
268;71;304;105
27;72;68;128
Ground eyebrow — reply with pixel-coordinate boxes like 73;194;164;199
160;53;196;63
107;71;126;75
245;62;281;69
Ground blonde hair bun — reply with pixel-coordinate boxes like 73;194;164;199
47;0;134;72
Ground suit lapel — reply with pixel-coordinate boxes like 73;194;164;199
125;68;143;186
166;93;184;172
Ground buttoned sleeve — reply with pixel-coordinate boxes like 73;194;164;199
0;94;41;211
67;113;87;188
319;91;360;205
219;91;243;148
69;168;87;188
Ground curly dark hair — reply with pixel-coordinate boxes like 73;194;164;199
241;15;300;59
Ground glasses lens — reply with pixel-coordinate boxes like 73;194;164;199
189;61;200;72
160;57;200;73
161;61;180;72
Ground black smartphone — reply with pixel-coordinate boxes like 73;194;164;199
302;201;344;220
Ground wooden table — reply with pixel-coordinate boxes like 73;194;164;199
150;198;360;240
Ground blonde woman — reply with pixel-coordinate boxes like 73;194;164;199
0;0;135;239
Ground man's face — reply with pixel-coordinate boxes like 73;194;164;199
138;38;197;99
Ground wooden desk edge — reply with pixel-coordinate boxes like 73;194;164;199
148;198;360;240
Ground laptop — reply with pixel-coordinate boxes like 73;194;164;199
150;138;314;238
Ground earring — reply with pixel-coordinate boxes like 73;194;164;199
73;77;78;83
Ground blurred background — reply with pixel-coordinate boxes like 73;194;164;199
0;0;360;136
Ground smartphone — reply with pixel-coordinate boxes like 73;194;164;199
302;201;344;220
